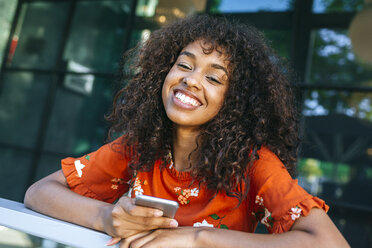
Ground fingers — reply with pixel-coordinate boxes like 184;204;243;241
116;197;179;229
106;196;178;239
126;231;158;248
129;215;178;229
119;197;163;217
120;231;153;248
106;237;122;246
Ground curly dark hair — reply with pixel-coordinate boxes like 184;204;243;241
106;14;299;201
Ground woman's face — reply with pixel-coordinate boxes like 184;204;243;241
162;40;229;128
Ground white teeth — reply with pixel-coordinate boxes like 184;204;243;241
175;92;200;107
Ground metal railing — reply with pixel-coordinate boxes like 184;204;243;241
0;198;119;248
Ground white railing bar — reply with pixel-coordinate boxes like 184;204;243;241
0;198;119;248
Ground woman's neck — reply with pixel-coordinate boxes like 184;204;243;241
172;126;200;172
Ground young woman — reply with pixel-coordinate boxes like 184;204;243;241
24;15;350;248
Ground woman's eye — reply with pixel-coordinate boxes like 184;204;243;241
177;63;191;70
207;76;221;84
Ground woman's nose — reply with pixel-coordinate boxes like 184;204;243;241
182;72;202;90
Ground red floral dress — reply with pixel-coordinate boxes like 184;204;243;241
61;136;328;233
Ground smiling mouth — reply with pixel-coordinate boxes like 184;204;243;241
174;90;202;107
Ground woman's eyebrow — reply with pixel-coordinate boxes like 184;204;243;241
211;64;228;75
179;51;195;59
179;50;228;75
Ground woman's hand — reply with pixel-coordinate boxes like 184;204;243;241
102;196;179;239
120;227;204;248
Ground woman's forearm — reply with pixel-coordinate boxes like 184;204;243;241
197;228;320;248
24;170;111;232
196;209;350;248
24;170;179;239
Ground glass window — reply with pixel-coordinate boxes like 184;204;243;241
306;29;372;85
298;93;372;247
312;0;364;13
34;154;65;181
136;0;207;27
210;0;293;13
0;0;18;68
0;148;32;202
63;0;132;74
303;90;371;119
263;29;292;59
7;1;70;69
43;76;114;155
299;90;372;206
0;72;50;148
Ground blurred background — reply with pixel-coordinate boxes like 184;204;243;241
0;0;371;247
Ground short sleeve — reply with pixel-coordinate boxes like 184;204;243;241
249;147;329;233
61;136;132;203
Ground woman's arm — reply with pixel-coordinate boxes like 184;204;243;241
24;170;178;238
124;208;350;248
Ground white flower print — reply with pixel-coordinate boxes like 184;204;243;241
190;188;199;197
133;177;144;196
255;195;264;206
134;187;144;196
289;206;302;221
261;208;272;228
74;160;85;177
193;219;214;228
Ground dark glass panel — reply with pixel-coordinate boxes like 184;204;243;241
0;148;32;202
0;72;50;148
62;0;132;73
0;0;18;68
43;76;114;155
34;154;64;181
263;29;291;59
307;29;372;85
298;90;372;246
8;1;70;69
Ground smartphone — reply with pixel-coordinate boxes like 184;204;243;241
134;195;179;218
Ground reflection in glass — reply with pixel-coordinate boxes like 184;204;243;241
0;72;50;148
312;0;364;13
0;148;32;201
136;0;207;27
43;77;114;155
35;155;65;182
303;90;371;120
262;29;291;59
8;1;70;69
300;88;372;245
210;0;293;13
63;1;131;73
300;90;372;207
307;29;372;85
0;0;18;68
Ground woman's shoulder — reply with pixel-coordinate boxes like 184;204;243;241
248;146;291;184
255;146;285;168
101;135;134;160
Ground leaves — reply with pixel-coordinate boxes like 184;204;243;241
210;214;220;220
220;224;229;229
85;155;90;161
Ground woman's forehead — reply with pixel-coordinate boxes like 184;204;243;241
181;40;227;59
